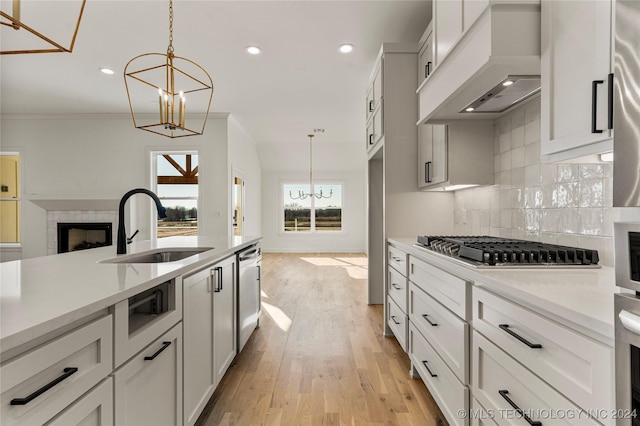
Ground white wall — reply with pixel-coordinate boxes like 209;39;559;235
0;113;241;259
228;115;262;237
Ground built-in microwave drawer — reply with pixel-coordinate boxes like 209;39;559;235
473;331;601;426
473;286;614;414
388;244;408;276
387;297;407;351
409;323;468;426
409;255;471;320
388;266;407;313
0;315;112;426
410;282;469;384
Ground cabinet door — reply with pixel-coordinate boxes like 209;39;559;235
434;0;463;65
418;31;434;87
213;256;236;385
46;378;113;426
183;268;215;426
113;324;182;426
418;124;447;188
541;0;613;157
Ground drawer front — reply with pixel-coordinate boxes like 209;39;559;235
472;331;601;426
387;298;407;351
473;286;614;414
46;377;113;426
409;324;468;426
410;283;469;384
388;267;407;313
1;315;113;426
409;255;470;319
471;397;499;426
388;244;408;276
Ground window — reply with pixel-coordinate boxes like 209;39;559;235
282;182;343;233
153;152;198;238
0;153;20;243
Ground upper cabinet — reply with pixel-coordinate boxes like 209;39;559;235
365;44;418;159
417;22;434;87
433;0;462;65
540;0;614;162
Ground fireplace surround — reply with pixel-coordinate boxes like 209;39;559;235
57;222;113;253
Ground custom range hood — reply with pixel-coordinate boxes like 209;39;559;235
418;3;541;122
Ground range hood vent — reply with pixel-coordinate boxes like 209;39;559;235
461;75;541;113
418;3;541;122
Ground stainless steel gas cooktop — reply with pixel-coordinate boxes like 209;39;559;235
415;236;600;268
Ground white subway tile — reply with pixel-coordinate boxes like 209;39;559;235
579;164;604;179
578;179;604;208
512;125;525;148
512;147;525;169
524;120;541;145
558;164;579;182
578;208;604;236
524;141;541;166
541;209;559;233
525;164;541;187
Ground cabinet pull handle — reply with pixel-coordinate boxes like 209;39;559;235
592;79;604;133
144;341;172;361
10;367;78;405
214;266;223;292
608;73;614;129
425;61;432;78
369;100;375;112
390;315;401;325
422;314;438;326
499;324;542;348
421;360;437;377
425;162;432;183
499;390;542;426
391;283;401;290
391;256;403;262
369;133;374;145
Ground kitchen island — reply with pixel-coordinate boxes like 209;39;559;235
0;235;261;426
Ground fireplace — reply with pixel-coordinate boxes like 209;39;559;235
57;222;113;253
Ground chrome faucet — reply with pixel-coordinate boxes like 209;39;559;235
117;188;167;254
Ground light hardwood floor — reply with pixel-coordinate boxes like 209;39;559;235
196;253;448;426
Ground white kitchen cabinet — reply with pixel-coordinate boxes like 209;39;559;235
540;0;614;162
365;62;384;154
433;0;462;65
0;315;113;426
417;22;434;88
113;323;182;426
387;243;409;351
183;255;236;426
418;121;494;191
46;378;113;426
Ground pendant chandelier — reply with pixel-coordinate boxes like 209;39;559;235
289;134;333;200
1;0;86;54
124;0;213;138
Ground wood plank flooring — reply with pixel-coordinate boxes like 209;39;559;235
196;253;448;426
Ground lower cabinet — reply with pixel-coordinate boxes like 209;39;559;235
183;255;237;426
113;323;183;426
46;378;113;426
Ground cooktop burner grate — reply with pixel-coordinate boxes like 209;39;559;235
416;235;599;267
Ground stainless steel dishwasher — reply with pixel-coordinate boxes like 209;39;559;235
237;244;261;352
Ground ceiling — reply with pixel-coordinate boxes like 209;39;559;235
1;0;431;146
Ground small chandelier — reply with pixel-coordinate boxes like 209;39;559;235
289;134;333;200
124;0;213;138
1;0;86;54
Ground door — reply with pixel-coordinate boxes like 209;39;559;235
232;169;244;237
0;155;20;243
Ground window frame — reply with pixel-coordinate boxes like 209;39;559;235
150;150;200;238
279;180;345;235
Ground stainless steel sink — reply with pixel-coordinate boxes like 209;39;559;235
101;247;213;264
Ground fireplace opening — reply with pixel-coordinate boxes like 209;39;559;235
57;222;113;253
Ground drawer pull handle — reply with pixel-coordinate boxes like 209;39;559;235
499;390;542;426
390;315;401;325
391;283;402;290
421;360;437;377
10;367;78;405
144;341;172;361
422;314;438;327
499;324;541;349
391;256;403;262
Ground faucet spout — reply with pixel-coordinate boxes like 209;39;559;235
117;188;167;254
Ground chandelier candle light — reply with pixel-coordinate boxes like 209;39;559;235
289;134;333;200
124;0;213;138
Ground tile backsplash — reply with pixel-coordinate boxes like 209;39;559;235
453;98;614;266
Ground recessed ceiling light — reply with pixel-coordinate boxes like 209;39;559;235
246;46;261;55
465;107;475;112
339;44;354;53
99;68;115;75
502;80;514;86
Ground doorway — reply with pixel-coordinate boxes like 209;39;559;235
232;169;245;237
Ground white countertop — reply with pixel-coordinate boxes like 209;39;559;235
0;235;261;353
389;237;620;346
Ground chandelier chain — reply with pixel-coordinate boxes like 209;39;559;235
167;0;174;55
